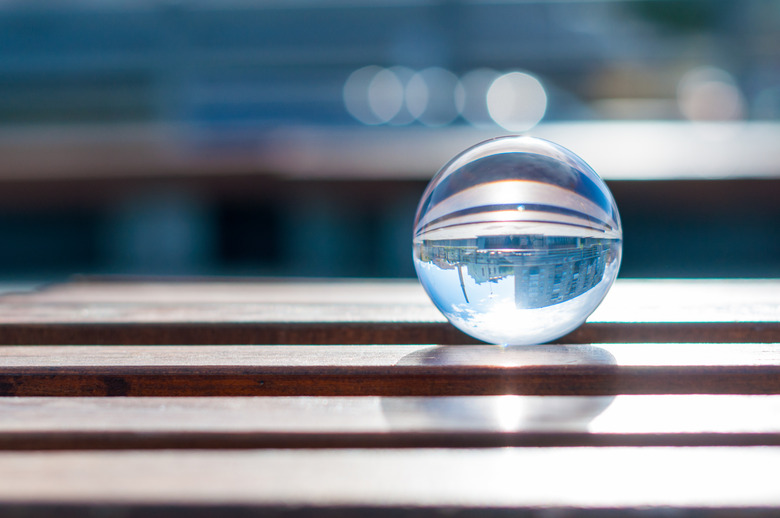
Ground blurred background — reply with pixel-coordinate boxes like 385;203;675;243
0;0;778;281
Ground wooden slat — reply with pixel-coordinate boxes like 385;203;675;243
4;321;777;345
0;279;777;516
0;448;778;512
2;343;780;396
0;279;778;344
1;395;780;450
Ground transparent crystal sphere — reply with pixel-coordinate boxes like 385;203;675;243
413;136;622;345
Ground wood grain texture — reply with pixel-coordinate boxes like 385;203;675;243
0;447;779;510
1;278;778;516
1;395;780;450
0;279;777;344
1;321;776;345
2;344;780;396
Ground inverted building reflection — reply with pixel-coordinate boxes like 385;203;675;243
416;234;613;308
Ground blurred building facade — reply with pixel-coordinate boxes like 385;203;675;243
2;1;779;127
0;0;778;280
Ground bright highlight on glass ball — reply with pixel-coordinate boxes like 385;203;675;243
413;136;622;346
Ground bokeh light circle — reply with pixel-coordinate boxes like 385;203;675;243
487;71;547;131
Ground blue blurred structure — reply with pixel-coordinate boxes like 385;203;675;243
0;0;778;280
1;0;776;128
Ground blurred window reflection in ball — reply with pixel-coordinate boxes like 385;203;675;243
413;136;622;346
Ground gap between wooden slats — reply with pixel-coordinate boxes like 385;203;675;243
1;395;780;450
2;344;780;397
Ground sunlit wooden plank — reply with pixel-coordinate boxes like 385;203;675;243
0;279;778;344
0;448;778;510
0;395;780;449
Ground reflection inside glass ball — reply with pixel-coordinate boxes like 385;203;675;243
413;136;622;346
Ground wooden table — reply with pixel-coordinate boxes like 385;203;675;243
1;278;779;516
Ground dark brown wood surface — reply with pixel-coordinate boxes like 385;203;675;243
1;278;779;516
0;279;778;344
1;343;780;396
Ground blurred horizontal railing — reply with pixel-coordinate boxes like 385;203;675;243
0;121;779;183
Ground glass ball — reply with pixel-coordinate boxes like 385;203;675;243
413;136;622;346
